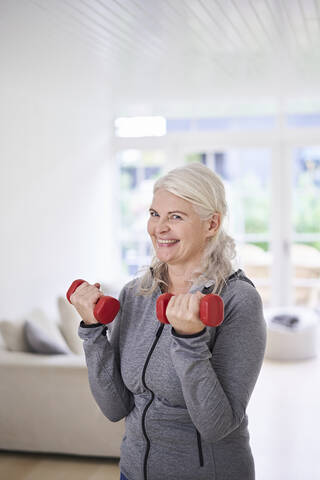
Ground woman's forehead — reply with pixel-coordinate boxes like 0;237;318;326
151;189;192;210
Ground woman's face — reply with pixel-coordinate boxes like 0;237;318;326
147;189;218;269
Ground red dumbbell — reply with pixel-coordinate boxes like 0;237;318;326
156;293;224;327
66;279;120;325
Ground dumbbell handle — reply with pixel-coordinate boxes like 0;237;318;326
66;279;120;325
156;293;224;327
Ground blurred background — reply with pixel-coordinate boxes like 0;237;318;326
0;1;319;479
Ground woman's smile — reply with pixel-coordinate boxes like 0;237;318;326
156;238;180;247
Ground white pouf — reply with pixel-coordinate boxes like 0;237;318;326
264;306;319;361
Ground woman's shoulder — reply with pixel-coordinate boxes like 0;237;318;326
223;268;256;289
219;270;266;339
221;269;263;307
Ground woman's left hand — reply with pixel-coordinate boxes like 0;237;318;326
166;291;205;336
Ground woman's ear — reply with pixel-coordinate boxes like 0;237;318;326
207;213;221;238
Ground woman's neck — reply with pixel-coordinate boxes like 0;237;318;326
167;265;197;294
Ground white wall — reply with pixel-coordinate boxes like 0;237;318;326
0;2;121;319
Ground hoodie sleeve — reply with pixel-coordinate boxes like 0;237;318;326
170;280;266;443
78;286;134;422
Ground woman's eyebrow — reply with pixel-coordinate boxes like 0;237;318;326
149;208;188;216
168;210;188;216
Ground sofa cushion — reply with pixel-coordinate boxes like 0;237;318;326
57;297;83;355
0;319;30;352
0;330;4;349
24;320;70;354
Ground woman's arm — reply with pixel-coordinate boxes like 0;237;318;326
78;287;134;422
170;281;266;443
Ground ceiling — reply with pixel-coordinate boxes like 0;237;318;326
3;0;320;116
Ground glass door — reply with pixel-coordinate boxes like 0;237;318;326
292;147;320;306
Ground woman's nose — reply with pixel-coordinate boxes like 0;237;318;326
156;217;170;234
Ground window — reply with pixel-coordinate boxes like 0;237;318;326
166;116;275;132
114;114;320;308
292;147;320;305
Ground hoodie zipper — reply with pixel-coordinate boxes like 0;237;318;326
196;429;204;467
141;324;164;480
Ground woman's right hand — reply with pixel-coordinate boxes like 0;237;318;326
69;281;103;325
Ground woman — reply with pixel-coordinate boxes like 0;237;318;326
71;163;266;480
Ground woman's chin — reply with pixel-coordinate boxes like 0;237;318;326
155;250;177;264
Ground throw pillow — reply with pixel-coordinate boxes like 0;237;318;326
24;320;70;354
28;308;70;351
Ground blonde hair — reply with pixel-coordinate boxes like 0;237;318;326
138;162;236;295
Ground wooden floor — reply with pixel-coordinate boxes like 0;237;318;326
0;451;120;480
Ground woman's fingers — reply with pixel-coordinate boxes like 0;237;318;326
189;291;203;315
69;281;103;325
168;293;202;317
166;292;205;335
71;282;101;302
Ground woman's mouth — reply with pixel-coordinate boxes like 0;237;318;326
156;239;180;247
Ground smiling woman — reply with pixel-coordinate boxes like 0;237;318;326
72;163;266;480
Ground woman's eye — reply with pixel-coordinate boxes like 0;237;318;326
170;214;182;220
149;211;159;217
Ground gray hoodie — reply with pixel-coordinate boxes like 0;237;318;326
79;269;266;480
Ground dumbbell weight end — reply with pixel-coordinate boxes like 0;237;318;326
156;293;173;324
199;294;224;327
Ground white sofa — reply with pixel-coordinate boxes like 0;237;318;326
0;298;125;457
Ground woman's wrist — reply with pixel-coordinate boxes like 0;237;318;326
80;320;101;328
171;327;206;338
